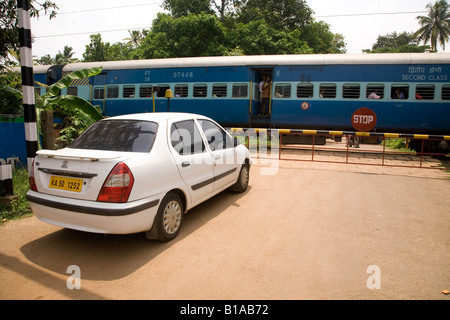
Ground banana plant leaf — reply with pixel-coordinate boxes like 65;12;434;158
43;95;104;122
43;66;103;97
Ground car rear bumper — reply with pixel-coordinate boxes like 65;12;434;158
26;190;160;234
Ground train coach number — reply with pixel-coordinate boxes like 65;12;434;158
173;72;194;78
351;107;377;132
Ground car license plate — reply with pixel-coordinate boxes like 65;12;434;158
49;176;83;192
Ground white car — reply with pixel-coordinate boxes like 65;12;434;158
26;113;251;241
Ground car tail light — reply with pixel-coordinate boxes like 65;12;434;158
97;162;134;203
29;159;38;192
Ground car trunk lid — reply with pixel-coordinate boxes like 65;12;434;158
33;148;135;201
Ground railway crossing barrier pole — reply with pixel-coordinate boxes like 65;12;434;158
419;139;425;168
17;0;38;175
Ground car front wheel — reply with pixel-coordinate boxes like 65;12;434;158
229;163;249;193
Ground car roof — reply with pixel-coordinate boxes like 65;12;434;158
101;112;211;123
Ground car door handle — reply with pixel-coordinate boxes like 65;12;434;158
214;155;221;160
181;161;190;167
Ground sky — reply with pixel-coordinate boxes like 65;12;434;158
29;0;445;61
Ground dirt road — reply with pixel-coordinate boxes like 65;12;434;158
1;159;449;300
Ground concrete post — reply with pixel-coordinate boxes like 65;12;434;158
17;0;38;175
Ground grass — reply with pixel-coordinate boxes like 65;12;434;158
0;169;33;224
383;138;416;154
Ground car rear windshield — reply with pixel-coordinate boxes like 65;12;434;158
70;120;158;152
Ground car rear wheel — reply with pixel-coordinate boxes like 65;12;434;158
229;163;249;193
146;193;184;241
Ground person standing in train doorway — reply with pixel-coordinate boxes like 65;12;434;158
259;74;266;102
261;75;271;116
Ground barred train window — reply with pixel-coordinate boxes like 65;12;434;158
274;84;291;98
297;84;313;98
67;87;78;96
194;84;207;97
175;84;188;98
416;85;434;100
232;84;248;97
343;84;360;99
319;84;336;98
139;85;153;98
107;86;119;99
443;85;450;100
123;85;135;98
366;84;384;99
213;84;227;97
391;85;409;99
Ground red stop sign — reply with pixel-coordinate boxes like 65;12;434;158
351;107;377;132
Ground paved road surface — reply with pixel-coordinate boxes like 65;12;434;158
1;159;449;300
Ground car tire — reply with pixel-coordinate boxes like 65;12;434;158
146;193;184;241
229;163;249;193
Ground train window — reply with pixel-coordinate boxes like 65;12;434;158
123;85;135;98
139;85;153;98
174;85;188;98
319;84;336;98
367;84;384;99
391;85;409;99
442;85;450;100
193;84;208;98
94;87;104;99
297;84;313;98
274;84;291;98
107;86;119;99
415;85;434;100
213;84;227;97
67;87;78;96
232;84;248;97
343;84;360;99
155;85;170;98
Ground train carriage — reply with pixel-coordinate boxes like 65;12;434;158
38;53;450;136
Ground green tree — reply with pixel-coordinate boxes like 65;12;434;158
211;0;239;21
235;0;313;31
0;0;58;67
83;34;134;62
162;0;213;18
364;31;430;53
302;21;346;53
55;46;77;64
415;0;450;51
137;13;227;58
229;19;313;55
36;54;54;65
123;30;146;48
83;34;109;62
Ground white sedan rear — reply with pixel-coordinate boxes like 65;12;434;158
26;113;251;241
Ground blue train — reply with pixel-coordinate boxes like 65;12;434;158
34;53;450;147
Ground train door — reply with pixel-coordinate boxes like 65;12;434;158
250;68;273;127
93;73;107;113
